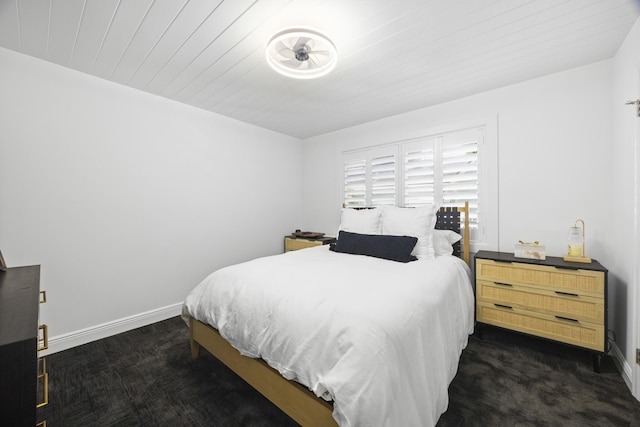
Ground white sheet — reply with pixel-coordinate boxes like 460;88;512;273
182;245;474;427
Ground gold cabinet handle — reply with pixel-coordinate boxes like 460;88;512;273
38;356;46;375
36;421;47;427
37;358;48;408
38;324;49;351
39;290;47;304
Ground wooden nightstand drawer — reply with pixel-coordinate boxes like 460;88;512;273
476;259;605;297
476;301;605;351
476;280;604;323
284;236;336;252
285;238;322;251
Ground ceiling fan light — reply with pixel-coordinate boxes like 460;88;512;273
266;28;337;79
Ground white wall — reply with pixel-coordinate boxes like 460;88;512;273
611;16;640;395
0;47;302;350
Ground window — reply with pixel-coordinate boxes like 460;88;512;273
341;122;493;248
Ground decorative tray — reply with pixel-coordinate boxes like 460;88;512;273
292;231;325;239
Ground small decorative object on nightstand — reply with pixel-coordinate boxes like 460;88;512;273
563;219;592;263
284;232;336;252
514;240;546;260
475;250;607;372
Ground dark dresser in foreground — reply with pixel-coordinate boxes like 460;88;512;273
0;265;47;426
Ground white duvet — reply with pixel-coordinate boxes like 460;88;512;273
182;245;474;427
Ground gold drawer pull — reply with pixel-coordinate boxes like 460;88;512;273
555;315;579;323
38;324;49;351
39;290;47;304
36;421;47;427
555;291;579;297
493;282;513;287
37;358;48;408
494;303;513;310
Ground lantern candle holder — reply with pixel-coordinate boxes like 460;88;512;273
562;219;592;263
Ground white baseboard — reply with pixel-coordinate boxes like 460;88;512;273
610;341;633;392
40;302;183;355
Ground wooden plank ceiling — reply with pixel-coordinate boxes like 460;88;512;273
1;0;638;138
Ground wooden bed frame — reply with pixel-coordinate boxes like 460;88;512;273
188;202;470;427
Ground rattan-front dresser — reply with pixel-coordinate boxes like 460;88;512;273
474;250;608;372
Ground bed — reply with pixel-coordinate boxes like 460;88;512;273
182;203;473;427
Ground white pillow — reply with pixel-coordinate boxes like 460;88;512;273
339;208;382;235
433;229;462;256
380;204;439;259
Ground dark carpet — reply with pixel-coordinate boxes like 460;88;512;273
38;316;640;426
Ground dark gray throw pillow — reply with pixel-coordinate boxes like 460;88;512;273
330;231;418;262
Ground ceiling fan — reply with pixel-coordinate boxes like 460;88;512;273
266;28;337;79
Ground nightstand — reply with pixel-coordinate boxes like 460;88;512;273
474;250;608;372
284;235;336;252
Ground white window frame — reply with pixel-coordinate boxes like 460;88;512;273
340;117;498;252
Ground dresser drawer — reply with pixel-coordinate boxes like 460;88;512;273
476;301;605;351
476;259;605;298
476;280;604;323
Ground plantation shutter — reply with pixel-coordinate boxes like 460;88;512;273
403;138;437;207
442;129;481;227
343;158;367;207
370;153;396;206
342;147;397;207
342;124;486;246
